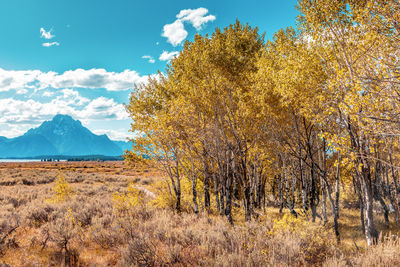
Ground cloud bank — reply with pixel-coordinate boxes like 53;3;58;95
0;90;128;138
0;68;149;92
0;67;147;138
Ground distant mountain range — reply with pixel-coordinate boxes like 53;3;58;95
0;115;132;158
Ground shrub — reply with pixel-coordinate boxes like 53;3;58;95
8;197;26;209
46;174;74;203
122;232;157;266
150;178;204;213
90;218;123;249
0;214;20;255
25;202;55;227
112;182;145;214
40;208;82;266
326;235;400;267
268;213;336;265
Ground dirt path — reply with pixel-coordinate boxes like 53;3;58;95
136;185;156;198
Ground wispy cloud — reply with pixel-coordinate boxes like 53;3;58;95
159;51;179;62
40;27;55;39
162;8;215;46
142;55;155;64
42;42;60;47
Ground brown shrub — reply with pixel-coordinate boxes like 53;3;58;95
326;235;400;267
25;202;56;227
4;163;400;266
0;214;20;255
122;232;157;266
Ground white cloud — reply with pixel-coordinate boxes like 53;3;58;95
0;125;30;138
42;91;54;97
79;97;128;120
57;88;90;106
159;51;179;62
177;8;216;30
40;27;55;39
0;68;42;92
16;88;28;95
162;7;215;46
0;67;148;139
0;68;149;92
142;55;155;64
41;68;148;91
42;42;60;47
0;95;129;138
162;20;187;46
93;128;133;141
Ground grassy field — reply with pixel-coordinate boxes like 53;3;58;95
1;161;399;266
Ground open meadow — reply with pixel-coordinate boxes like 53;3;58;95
1;161;400;266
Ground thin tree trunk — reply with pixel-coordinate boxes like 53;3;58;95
355;176;366;234
335;153;341;219
375;189;389;227
225;172;234;225
213;173;220;213
374;161;389;227
299;142;308;211
310;163;321;222
244;184;252;221
284;159;297;217
278;174;284;213
321;179;328;225
219;174;225;216
192;177;199;214
360;167;379;246
203;172;210;210
325;180;340;243
389;153;400;226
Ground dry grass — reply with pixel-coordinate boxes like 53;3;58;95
0;162;399;266
0;161;162;266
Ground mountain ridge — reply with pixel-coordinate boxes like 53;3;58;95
0;115;131;158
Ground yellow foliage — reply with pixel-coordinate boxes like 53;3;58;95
150;177;205;213
112;182;145;214
66;207;82;228
150;180;177;210
46;173;74;203
268;213;335;264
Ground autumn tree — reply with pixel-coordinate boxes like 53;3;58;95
126;1;400;247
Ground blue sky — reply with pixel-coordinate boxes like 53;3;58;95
0;0;298;140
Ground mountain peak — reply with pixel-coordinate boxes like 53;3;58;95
53;114;74;120
0;114;130;157
13;114;124;156
51;114;81;125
